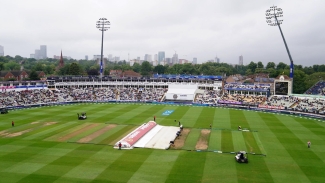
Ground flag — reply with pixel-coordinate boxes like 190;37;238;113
100;61;103;74
289;62;294;78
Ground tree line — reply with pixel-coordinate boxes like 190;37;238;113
0;55;324;94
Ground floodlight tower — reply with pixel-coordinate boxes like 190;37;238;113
96;18;110;79
266;6;294;80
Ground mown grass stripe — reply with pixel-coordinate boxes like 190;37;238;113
44;123;92;141
165;151;207;183
193;107;215;129
97;125;137;145
229;109;250;130
160;106;191;127
232;131;247;152
179;107;204;128
214;108;231;129
22;122;77;140
18;145;105;183
243;132;262;154
208;130;221;151
1;122;45;134
97;105;140;123
235;155;273;182
119;105;166;124
93;148;154;182
221;130;234;152
183;128;201;150
67;123;107;142
202;153;237;183
91;125;126;144
128;150;181;183
259;112;325;182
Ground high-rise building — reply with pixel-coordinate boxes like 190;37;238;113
35;50;40;60
30;54;35;59
108;54;113;61
40;45;47;59
158;51;165;65
154;54;158;61
239;55;243;65
165;58;172;65
137;57;140;61
85;55;88;60
192;57;197;64
215;55;220;63
172;53;178;65
0;45;4;56
144;54;152;62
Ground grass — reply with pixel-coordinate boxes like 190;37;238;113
0;103;325;182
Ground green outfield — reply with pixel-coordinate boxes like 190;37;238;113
0;103;325;182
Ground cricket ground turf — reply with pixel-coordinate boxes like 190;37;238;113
0;103;325;183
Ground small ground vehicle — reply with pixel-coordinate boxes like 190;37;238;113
1;108;8;114
78;112;87;120
235;151;248;163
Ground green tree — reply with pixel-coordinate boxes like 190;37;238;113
247;61;257;73
292;70;307;94
14;55;24;62
4;61;20;70
267;68;278;78
245;69;253;75
44;65;55;75
0;62;4;71
141;61;152;76
132;63;141;73
266;62;276;69
29;70;40;80
153;65;166;74
57;64;70;75
276;62;287;70
68;63;81;75
33;63;45;71
257;61;264;69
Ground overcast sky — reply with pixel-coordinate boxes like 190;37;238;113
0;0;324;66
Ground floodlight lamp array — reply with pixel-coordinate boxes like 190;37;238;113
265;6;283;26
96;18;110;31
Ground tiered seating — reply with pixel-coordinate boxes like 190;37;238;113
220;93;267;105
266;96;297;108
305;81;325;95
292;97;325;113
224;83;270;91
0;89;59;107
195;90;221;104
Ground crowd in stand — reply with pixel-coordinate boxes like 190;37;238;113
195;90;221;104
305;81;325;95
0;89;59;107
221;93;267;106
267;95;325;114
267;95;298;108
224;83;270;91
1;86;324;115
0;87;167;107
118;88;166;101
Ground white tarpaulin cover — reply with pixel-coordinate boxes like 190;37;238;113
133;125;179;149
165;85;197;101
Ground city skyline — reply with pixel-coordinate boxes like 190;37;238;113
0;0;325;66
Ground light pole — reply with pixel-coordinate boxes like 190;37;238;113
266;6;294;80
96;18;110;79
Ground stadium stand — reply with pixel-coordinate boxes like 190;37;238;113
220;93;267;106
305;81;325;95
